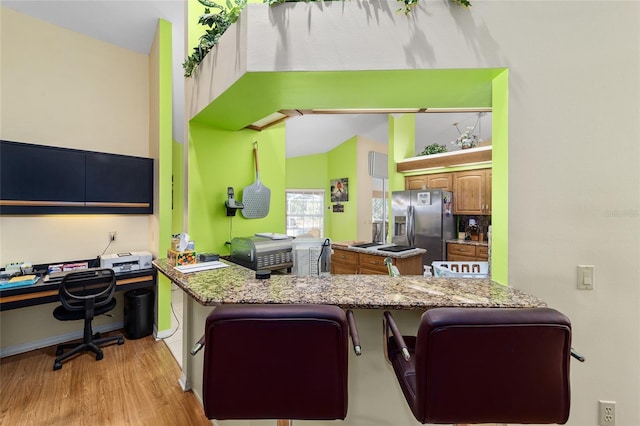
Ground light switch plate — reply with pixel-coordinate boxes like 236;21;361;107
577;265;595;290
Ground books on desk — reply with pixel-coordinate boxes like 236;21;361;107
0;275;39;289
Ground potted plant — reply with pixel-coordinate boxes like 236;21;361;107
451;126;479;149
420;143;448;156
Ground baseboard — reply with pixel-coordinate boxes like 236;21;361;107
178;371;189;391
154;324;176;340
0;321;124;358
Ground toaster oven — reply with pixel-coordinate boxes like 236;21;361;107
229;236;293;271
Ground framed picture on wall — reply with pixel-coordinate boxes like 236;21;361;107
330;178;348;202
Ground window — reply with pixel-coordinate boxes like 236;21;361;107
286;189;325;237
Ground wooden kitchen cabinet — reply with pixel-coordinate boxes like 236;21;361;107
452;168;491;215
405;173;452;191
331;247;422;275
331;248;359;274
447;242;488;262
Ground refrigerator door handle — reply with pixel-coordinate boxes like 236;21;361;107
407;206;416;246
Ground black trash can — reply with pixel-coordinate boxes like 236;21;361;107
123;288;154;339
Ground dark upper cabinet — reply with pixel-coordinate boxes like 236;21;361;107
86;153;153;214
0;140;153;215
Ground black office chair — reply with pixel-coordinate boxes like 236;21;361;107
52;268;124;370
383;307;584;425
194;304;361;425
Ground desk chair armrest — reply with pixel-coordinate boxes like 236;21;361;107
383;311;410;362
346;310;362;356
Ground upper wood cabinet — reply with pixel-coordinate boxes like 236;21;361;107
0;141;153;215
452;168;491;215
405;172;453;191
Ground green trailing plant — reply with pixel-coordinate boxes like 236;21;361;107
420;143;448;156
183;0;247;77
183;0;472;76
398;0;471;15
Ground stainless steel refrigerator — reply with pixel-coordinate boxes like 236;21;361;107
391;189;455;267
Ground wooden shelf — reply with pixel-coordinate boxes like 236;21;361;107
397;146;492;173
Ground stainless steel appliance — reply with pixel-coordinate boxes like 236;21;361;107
391;189;455;266
230;236;293;271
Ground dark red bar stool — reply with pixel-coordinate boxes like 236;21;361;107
197;304;361;425
383;307;583;425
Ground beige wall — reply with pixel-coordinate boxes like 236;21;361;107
0;7;152;351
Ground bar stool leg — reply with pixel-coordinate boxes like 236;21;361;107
277;420;292;426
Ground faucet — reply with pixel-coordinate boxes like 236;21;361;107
384;257;400;277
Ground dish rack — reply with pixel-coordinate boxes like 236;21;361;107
432;261;489;278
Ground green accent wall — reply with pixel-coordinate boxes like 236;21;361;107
187;122;286;254
325;136;358;241
172;139;184;234
193;69;501;131
156;19;173;333
388;114;416;192
490;70;509;284
285;154;328;189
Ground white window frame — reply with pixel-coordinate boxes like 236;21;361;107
285;189;325;238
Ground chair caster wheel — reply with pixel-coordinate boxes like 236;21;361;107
96;351;104;361
118;338;124;345
93;332;101;339
53;362;62;371
55;347;64;356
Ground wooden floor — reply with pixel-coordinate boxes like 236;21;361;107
0;332;211;426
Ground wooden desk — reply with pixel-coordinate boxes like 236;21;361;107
0;269;156;311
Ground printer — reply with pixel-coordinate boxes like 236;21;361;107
100;251;153;273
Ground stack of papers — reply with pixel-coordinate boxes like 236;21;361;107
175;261;229;274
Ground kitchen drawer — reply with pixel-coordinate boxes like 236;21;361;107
358;267;388;275
476;246;489;259
331;263;358;275
358;253;388;273
331;249;358;265
447;243;476;257
447;253;477;262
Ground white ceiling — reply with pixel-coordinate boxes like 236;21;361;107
2;1;491;158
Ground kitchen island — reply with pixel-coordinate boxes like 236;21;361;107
154;258;545;426
331;243;426;275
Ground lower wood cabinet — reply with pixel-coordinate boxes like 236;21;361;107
331;247;422;275
331;249;359;274
447;243;489;262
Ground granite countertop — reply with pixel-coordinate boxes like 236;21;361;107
332;244;426;259
446;239;489;247
153;259;545;310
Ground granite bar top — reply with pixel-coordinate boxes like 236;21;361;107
332;244;426;259
153;259;545;310
446;239;489;247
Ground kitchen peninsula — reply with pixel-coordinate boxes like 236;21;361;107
154;258;545;425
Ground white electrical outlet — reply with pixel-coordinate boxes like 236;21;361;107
577;265;595;290
109;231;116;242
598;400;616;426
